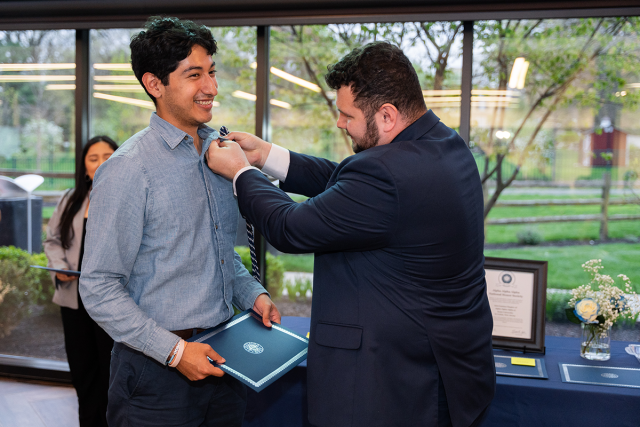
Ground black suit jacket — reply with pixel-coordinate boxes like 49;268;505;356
236;111;495;427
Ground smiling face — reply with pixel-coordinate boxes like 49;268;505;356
155;44;218;134
336;85;380;153
85;141;115;180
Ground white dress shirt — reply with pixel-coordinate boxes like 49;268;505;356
232;143;290;195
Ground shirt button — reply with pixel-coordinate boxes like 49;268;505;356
215;224;218;229
221;259;225;264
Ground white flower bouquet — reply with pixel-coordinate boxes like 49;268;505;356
566;259;638;334
566;259;638;360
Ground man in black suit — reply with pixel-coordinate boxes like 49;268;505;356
206;41;495;427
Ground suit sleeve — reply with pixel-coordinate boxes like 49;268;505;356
237;155;398;254
279;152;339;198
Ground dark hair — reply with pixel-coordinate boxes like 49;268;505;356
58;136;118;249
130;16;217;105
325;41;426;122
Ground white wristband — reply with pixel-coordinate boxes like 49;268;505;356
169;339;186;368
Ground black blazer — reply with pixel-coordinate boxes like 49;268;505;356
236;110;495;427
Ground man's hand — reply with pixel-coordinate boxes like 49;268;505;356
205;139;251;180
226;132;272;168
253;293;281;327
56;271;76;282
176;341;226;381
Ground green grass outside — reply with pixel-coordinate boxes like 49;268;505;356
496;193;635;201
279;253;314;273
488;204;640;219
276;243;640;293
42;207;55;219
484;243;640;292
486;220;640;244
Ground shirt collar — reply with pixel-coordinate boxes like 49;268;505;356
391;109;440;143
149;112;219;150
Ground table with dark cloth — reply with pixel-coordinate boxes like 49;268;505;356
243;317;640;427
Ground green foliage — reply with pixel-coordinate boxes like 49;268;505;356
474;17;640;217
0;31;76;154
545;291;573;321
0;246;55;337
599;152;613;163
265;254;285;298
564;306;582;324
235;246;285;297
279;253;314;273
285;277;313;302
485;243;640;292
516;227;544;245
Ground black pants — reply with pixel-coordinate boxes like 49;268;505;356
60;294;113;427
107;342;247;427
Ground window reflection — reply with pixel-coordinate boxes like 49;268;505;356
269;23;463;163
0;30;75;361
471;18;640;246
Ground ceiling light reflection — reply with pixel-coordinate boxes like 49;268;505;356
231;90;292;109
0;75;75;82
45;84;75;90
93;92;156;110
0;63;75;71
94;76;138;82
269;99;292;109
508;57;529;90
93;63;132;71
250;62;321;93
93;84;145;92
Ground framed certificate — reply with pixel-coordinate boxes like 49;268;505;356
485;257;548;353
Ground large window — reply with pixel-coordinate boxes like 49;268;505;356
1;15;639;371
269;22;463;162
267;22;463;287
90;27;256;143
0;30;76;191
472;18;640;245
0;30;75;361
90;29;153;143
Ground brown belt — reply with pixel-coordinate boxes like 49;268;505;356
171;328;206;340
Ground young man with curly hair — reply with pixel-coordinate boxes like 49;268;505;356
80;16;279;426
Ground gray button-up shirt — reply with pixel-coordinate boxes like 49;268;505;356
80;113;266;364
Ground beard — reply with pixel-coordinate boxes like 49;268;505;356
348;114;380;154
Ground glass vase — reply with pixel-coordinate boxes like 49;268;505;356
580;323;611;361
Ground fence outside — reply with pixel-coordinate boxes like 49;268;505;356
0;156;75;191
474;149;640;184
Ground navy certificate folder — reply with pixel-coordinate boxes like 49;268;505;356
559;363;640;389
493;354;548;379
188;309;309;392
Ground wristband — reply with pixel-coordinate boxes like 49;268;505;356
169;339;186;368
167;340;180;366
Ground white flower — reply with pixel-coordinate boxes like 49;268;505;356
575;298;599;323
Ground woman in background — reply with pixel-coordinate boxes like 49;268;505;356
44;136;118;427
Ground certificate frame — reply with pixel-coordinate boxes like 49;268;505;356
485;257;548;353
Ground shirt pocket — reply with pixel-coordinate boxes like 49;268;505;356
314;322;362;350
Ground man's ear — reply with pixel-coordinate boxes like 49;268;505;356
377;103;399;133
142;72;163;100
